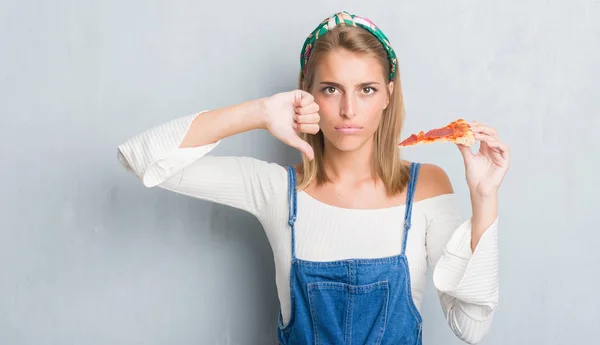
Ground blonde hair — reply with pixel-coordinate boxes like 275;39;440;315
296;25;410;196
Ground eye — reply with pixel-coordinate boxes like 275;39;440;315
322;86;338;94
362;86;377;94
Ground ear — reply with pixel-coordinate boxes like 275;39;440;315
385;81;394;108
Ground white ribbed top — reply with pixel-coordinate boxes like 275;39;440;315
117;112;499;344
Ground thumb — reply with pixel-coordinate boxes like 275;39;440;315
457;144;473;165
287;134;314;160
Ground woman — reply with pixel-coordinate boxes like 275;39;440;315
118;11;509;345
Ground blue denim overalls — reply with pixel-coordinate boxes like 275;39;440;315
277;162;423;345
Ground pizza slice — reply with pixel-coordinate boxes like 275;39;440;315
398;119;475;147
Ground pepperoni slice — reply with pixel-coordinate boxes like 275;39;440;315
423;128;453;138
398;134;419;146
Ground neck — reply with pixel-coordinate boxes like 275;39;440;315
322;139;375;183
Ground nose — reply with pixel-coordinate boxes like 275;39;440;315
340;93;356;118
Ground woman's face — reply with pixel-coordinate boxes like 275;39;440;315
310;49;393;153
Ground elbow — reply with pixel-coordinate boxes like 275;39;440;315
116;147;160;188
116;147;141;180
116;144;170;188
447;302;496;344
457;331;489;345
460;331;490;345
451;322;493;345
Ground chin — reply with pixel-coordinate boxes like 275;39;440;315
327;136;371;152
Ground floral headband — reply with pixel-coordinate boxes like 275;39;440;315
300;11;398;81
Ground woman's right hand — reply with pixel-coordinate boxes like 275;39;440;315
262;90;320;160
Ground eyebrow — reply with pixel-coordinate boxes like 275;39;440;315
319;81;381;88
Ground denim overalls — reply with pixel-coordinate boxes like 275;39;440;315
277;162;423;345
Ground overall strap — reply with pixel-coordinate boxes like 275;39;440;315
401;162;421;255
286;165;298;260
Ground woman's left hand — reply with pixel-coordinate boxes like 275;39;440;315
457;122;510;198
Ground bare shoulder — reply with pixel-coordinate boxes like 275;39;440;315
411;162;454;201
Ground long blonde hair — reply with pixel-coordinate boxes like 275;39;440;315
297;25;410;196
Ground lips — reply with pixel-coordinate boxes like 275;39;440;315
335;125;363;134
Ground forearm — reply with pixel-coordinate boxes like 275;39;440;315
179;98;268;148
470;193;498;252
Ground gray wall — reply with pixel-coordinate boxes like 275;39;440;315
1;1;598;344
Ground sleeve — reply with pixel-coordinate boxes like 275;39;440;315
116;111;285;219
425;194;499;345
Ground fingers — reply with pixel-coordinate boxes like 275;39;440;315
472;128;509;155
470;121;498;139
294;90;315;107
294;95;320;133
470;121;509;152
293;123;320;135
472;131;510;164
294;112;320;124
474;132;497;143
295;101;319;115
483;139;510;160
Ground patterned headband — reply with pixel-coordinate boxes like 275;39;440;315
300;11;398;81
